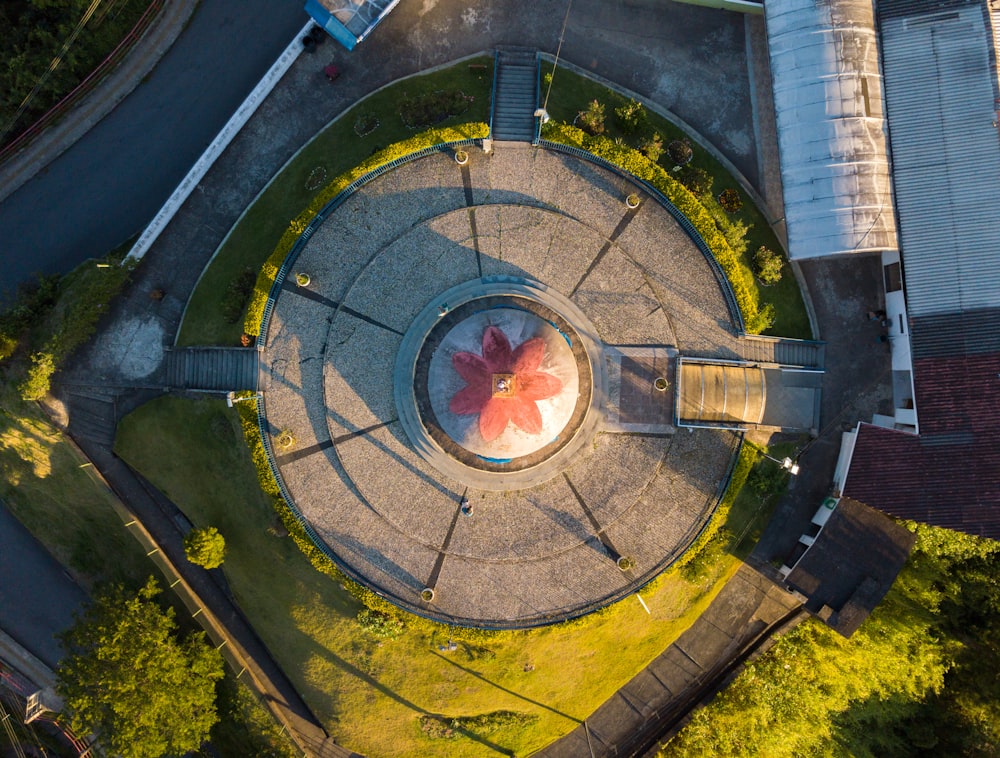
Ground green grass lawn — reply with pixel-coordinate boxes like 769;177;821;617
0;386;149;590
540;63;811;340
178;56;493;348
115;395;741;757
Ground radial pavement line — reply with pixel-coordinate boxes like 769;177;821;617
284;281;404;335
568;204;640;298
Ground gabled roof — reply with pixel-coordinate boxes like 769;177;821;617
787;497;915;637
843;349;1000;538
765;0;898;260
877;0;1000;319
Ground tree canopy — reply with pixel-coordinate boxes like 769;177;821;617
662;523;1000;757
57;577;225;758
184;525;226;569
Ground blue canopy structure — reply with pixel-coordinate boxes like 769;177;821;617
305;0;400;50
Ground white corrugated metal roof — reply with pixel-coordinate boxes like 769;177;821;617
880;4;1000;317
766;0;898;260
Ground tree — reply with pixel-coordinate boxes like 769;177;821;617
184;526;226;569
577;99;606;136
57;577;225;758
753;245;784;285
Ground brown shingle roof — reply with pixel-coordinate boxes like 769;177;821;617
843;350;1000;538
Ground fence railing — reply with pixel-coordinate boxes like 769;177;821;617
0;1;164;162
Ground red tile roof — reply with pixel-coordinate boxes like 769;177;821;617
843;351;1000;539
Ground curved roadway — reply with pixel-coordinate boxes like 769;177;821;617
0;0;306;302
0;0;755;303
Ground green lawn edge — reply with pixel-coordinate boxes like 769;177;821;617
115;393;751;757
176;57;494;347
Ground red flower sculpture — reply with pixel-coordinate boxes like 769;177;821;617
450;326;563;442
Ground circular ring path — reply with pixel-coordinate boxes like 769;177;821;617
261;143;744;628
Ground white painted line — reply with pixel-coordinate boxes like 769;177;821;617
125;19;313;263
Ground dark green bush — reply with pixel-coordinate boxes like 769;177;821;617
718;187;743;213
668;139;693;166
399;90;473;129
678;165;713;196
220;267;256;324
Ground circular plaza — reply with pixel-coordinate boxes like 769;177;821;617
260;143;744;627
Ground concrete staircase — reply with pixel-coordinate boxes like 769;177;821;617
739;335;825;368
65;390;117;446
163;347;258;391
491;49;537;141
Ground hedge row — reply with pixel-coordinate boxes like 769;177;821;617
232;394;507;641
243;122;490;337
541;122;771;333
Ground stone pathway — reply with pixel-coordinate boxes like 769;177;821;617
261;144;746;627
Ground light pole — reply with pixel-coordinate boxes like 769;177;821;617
761;453;800;475
226;391;259;408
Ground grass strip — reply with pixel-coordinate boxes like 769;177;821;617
116;394;745;757
177;56;493;347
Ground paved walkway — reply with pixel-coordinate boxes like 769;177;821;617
537;565;803;758
263;143;745;626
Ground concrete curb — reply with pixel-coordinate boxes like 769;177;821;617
125;19;313;264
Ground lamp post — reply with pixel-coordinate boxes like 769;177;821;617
226;391;259;408
761;453;800;475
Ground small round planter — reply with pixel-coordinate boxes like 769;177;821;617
617;556;635;571
625;193;640;209
454;150;469;166
295;273;311;287
421;588;435;602
276;431;295;450
654;377;668;392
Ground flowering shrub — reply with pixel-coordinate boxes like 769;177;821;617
718;187;743;213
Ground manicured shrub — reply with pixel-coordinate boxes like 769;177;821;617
639;132;664;163
615;98;647;134
184;526;226;569
678;165;713;196
576;99;606;136
754;245;784;285
718;187;743;213
667;139;693;166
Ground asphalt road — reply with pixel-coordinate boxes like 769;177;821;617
0;0;307;303
0;0;755;304
0;501;88;669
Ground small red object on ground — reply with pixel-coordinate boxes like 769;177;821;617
324;64;340;81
